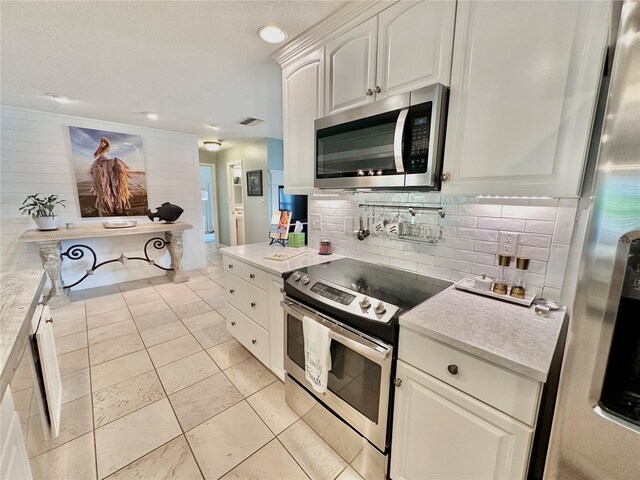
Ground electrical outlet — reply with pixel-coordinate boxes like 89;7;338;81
498;232;519;256
311;214;322;231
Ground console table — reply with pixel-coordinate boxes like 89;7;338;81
19;221;193;307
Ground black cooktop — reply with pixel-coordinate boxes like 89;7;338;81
297;258;451;315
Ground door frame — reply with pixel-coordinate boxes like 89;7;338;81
227;160;243;246
198;163;220;246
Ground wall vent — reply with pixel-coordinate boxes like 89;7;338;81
237;117;263;126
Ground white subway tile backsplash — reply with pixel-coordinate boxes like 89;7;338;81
525;220;555;235
311;192;577;296
502;205;557;221
477;217;526;231
542;287;562;302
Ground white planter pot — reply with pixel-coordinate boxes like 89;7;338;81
34;216;59;231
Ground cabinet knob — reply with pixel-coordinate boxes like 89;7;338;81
365;88;373;96
250;273;255;279
231;321;236;326
251;302;256;308
374;85;381;94
393;378;402;387
229;289;235;294
447;364;459;376
228;264;233;269
280;287;284;294
46;316;54;324
441;172;450;182
252;339;257;344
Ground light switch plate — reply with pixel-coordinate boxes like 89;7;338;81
498;232;519;256
311;214;322;231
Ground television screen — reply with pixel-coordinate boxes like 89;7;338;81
278;186;308;223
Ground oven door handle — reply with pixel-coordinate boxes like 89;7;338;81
281;300;391;363
393;107;409;174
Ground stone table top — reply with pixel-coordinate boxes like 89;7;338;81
18;221;193;243
1;269;46;398
399;285;566;382
220;243;341;277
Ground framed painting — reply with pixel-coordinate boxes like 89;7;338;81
246;170;263;196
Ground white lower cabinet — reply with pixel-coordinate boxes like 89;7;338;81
223;255;286;379
1;387;33;480
391;361;533;480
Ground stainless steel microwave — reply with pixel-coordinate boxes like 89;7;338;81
314;84;448;190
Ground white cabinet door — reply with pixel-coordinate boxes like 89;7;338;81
1;388;33;480
376;0;455;98
268;275;285;381
442;0;609;197
35;307;62;437
325;16;378;114
391;361;533;480
283;48;324;194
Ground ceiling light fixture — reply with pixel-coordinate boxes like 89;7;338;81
145;112;160;120
257;25;288;44
46;94;71;104
204;141;222;152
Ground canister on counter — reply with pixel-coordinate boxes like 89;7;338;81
510;257;530;299
492;254;512;295
319;239;332;255
474;274;493;291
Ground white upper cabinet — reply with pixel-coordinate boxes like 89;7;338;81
376;1;456;99
442;1;610;197
325;16;378;115
282;48;324;194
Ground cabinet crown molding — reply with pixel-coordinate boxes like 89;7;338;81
272;0;395;68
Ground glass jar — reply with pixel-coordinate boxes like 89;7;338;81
492;254;512;295
510;257;530;299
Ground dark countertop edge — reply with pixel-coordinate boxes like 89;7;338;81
0;274;46;400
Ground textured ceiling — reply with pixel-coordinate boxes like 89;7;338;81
0;1;345;149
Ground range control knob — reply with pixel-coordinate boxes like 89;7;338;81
292;272;302;282
359;296;371;310
374;302;387;315
301;275;311;285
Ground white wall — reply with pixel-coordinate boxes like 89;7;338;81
308;192;579;301
0;106;206;289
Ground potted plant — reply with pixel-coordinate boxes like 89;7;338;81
19;194;66;231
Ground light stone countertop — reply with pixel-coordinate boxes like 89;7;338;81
399;286;566;382
220;243;342;277
1;269;46;397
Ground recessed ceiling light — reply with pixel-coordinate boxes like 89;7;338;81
203;141;222;152
46;94;71;104
145;112;160;120
258;25;288;44
208;124;220;131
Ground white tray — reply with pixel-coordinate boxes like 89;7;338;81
454;278;536;307
102;220;137;229
264;249;307;261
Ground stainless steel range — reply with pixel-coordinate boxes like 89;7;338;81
282;258;450;476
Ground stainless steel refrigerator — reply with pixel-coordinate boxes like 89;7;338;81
545;1;640;477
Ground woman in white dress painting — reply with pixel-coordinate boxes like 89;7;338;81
90;136;132;215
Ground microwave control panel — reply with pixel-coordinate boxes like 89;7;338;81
406;103;432;173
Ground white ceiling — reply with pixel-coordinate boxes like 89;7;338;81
0;1;345;150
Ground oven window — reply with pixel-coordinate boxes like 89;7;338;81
316;109;401;179
287;315;382;423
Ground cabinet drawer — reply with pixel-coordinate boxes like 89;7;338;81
399;329;541;426
224;273;269;330
225;304;270;368
223;256;268;289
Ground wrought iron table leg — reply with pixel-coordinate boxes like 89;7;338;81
39;241;70;307
165;231;188;283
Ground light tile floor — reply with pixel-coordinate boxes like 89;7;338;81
23;244;364;479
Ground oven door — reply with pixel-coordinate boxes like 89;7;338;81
282;297;393;452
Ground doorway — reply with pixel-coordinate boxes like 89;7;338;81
227;161;245;246
199;164;219;245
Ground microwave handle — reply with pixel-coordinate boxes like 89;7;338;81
393;107;409;174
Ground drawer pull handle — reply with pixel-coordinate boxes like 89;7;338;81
250;273;255;279
251;302;256;308
228;264;233;269
252;339;257;344
447;364;459;376
230;289;235;294
231;321;236;326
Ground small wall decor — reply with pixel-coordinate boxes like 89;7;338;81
69;126;148;217
246;170;263;196
147;202;184;223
